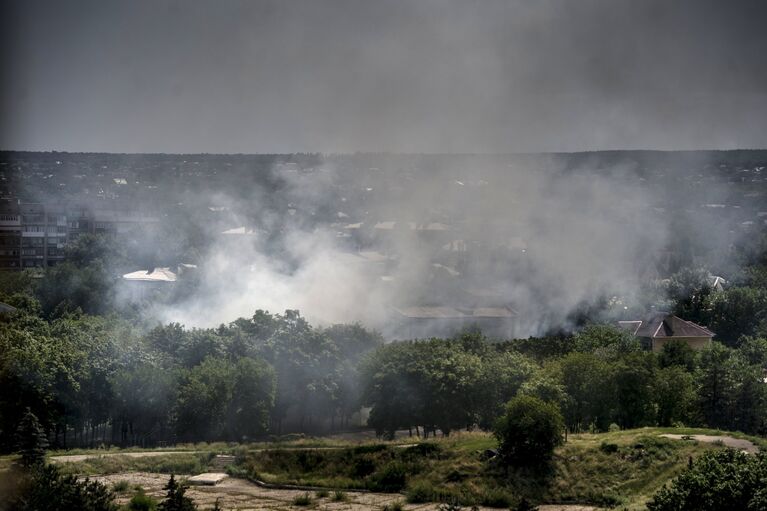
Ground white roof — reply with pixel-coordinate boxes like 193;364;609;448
122;268;177;282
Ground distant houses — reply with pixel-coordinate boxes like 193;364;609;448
619;312;714;352
393;305;517;339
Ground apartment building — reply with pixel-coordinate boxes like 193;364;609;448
0;198;158;270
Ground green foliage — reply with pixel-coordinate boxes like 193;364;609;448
331;491;348;502
7;463;117;511
128;490;159;511
314;489;329;498
493;395;564;466
15;409;48;468
291;492;312;506
658;339;697;372
647;449;767;511
382;500;404;511
111;479;130;492
158;475;196;511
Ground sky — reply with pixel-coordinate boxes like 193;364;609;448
1;0;767;154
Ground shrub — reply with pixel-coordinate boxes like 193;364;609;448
493;395;564;466
158;474;195;511
315;489;329;498
331;491;349;502
479;488;514;508
7;463;117;511
112;480;131;492
403;443;441;458
383;501;405;511
406;481;435;503
292;492;313;506
647;449;767;510
369;461;408;491
128;490;159;511
599;442;619;454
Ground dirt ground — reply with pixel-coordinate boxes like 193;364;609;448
659;434;759;454
94;472;598;511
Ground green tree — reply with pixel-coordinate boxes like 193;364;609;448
653;366;696;426
647;449;767;511
697;343;736;429
556;352;616;432
15;409;48;468
158;475;196;511
658;339;697;372
493;395;564;466
8;463;117;511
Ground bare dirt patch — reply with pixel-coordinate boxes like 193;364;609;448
95;472;599;511
659;434;759;454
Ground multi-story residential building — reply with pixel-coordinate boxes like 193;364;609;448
0;198;158;270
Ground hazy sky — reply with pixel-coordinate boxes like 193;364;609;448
2;0;766;153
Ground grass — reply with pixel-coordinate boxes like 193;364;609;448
232;427;753;509
56;452;210;476
48;426;763;510
112;479;131;492
331;490;349;502
383;501;405;511
292;492;313;506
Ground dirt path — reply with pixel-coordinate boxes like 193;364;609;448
659;434;759;454
94;472;598;511
50;450;200;463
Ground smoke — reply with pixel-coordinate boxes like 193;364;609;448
157;154;677;338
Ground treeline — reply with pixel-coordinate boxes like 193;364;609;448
0;302;381;452
362;326;767;438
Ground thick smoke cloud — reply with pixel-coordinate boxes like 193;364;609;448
159;156;671;338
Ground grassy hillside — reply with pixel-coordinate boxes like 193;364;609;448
16;427;764;510
233;428;764;509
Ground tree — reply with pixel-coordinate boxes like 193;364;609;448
493;395;564;466
158;475;196;511
708;287;767;346
556;352;616;432
697;343;736;429
613;352;657;429
15;409;48;468
658;339;697;372
226;357;275;441
8;463;117;511
653;366;696;426
647;449;767;511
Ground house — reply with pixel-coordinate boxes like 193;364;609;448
122;267;177;301
392;305;517;339
618;312;714;352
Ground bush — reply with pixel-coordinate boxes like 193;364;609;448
112;480;131;492
292;492;313;506
647;449;767;510
369;461;408;491
7;463;117;511
479;488;514;508
406;481;435;503
492;396;564;466
599;442;619;454
331;491;349;502
383;501;405;511
315;489;329;498
128;490;159;511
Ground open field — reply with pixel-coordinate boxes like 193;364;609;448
13;427;760;510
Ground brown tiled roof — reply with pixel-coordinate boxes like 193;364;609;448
629;312;714;339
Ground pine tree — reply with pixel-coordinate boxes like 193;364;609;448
158;474;197;511
15;408;48;468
